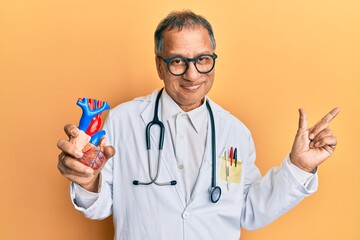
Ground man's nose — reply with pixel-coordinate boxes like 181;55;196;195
183;61;200;81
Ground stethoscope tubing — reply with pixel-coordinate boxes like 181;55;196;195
133;150;177;186
133;88;221;202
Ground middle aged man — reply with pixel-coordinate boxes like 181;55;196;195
57;10;340;239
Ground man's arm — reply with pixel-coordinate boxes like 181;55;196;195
240;108;339;229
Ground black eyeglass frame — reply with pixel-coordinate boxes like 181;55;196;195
158;53;218;76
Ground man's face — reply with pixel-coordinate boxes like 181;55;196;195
156;26;215;112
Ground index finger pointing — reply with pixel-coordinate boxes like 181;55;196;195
322;107;341;123
309;107;340;140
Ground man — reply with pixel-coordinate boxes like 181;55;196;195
57;10;340;239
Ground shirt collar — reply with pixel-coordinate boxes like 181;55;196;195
161;89;208;133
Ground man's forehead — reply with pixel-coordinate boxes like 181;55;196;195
161;25;213;56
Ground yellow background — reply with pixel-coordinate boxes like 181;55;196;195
1;0;359;239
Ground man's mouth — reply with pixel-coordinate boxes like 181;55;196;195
181;83;203;91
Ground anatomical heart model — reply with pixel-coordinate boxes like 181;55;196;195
71;98;110;170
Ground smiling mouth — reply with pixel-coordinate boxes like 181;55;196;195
181;83;203;91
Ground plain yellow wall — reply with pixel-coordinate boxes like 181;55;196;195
1;0;359;239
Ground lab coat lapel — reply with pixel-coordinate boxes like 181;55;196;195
140;90;186;207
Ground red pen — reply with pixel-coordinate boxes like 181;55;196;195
229;147;233;166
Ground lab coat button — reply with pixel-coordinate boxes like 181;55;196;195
182;211;191;219
178;164;184;169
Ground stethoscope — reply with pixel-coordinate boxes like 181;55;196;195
133;88;222;203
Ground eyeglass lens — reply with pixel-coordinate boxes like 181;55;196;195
168;55;216;76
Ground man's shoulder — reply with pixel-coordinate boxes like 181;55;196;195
209;99;251;136
109;90;157;115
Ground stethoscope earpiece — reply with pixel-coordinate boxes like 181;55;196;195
133;180;140;185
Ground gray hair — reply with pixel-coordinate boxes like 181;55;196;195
154;10;216;56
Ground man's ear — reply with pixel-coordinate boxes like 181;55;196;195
155;56;164;80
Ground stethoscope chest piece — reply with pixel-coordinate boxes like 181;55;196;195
209;186;222;203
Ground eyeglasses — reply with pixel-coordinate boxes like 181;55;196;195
158;53;217;76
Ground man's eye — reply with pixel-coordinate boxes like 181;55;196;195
197;56;211;63
170;58;185;65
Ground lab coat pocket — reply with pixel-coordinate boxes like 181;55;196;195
220;155;242;184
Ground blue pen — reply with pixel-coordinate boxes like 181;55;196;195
234;148;238;167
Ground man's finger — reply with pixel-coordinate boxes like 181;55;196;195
58;159;91;178
309;108;340;140
104;146;116;159
311;128;333;144
313;136;337;148
98;137;115;159
61;154;94;176
322;107;341;123
57;139;84;158
298;108;308;131
64;124;80;138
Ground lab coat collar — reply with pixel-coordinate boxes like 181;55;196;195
160;89;182;122
139;89;159;127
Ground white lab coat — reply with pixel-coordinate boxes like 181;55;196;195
71;89;317;240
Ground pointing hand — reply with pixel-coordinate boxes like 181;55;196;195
290;108;340;172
